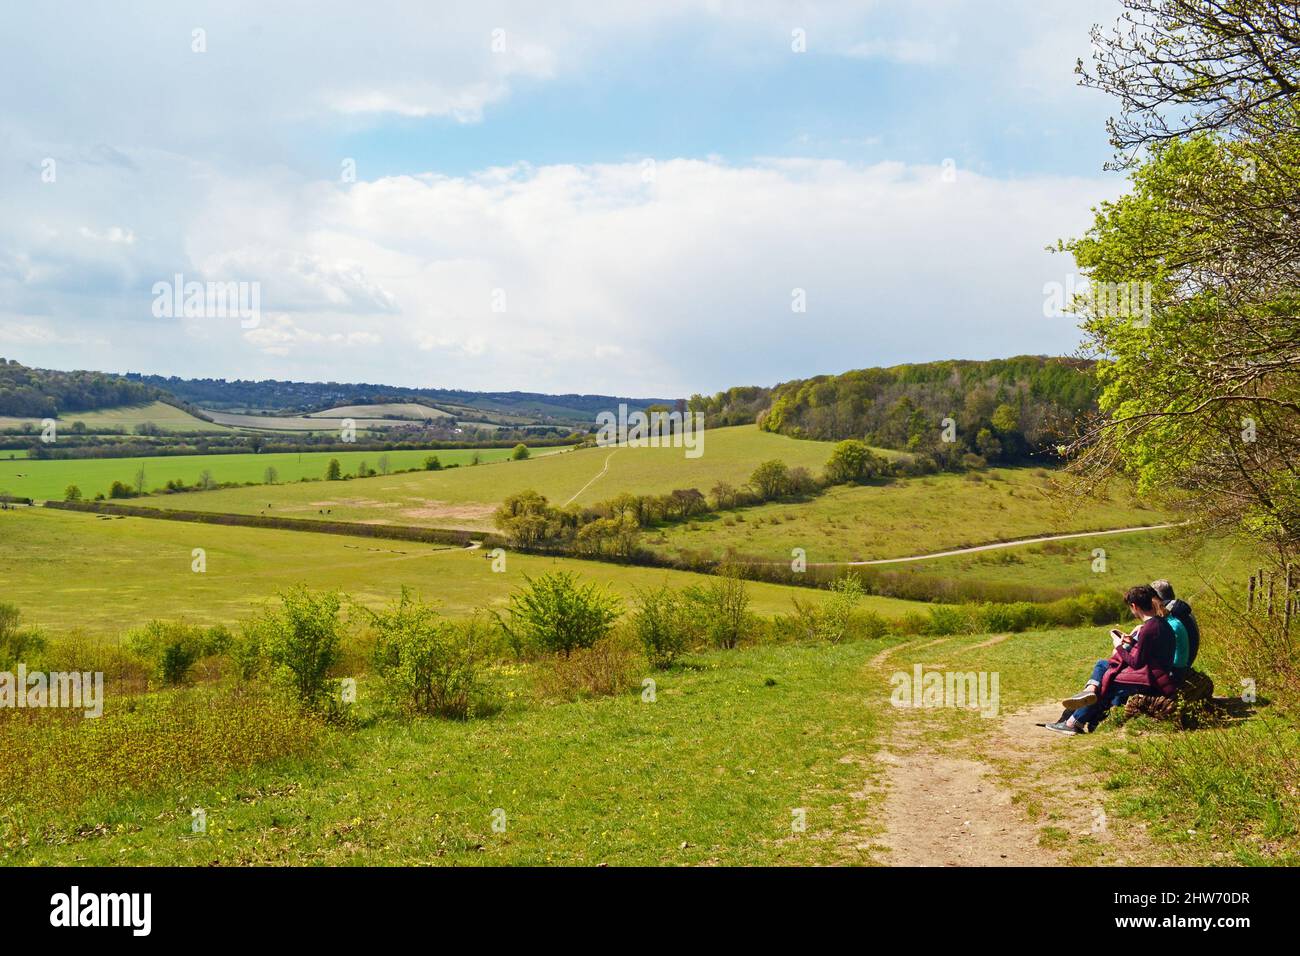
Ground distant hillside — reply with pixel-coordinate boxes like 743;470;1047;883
691;356;1098;465
129;374;674;426
0;357;157;417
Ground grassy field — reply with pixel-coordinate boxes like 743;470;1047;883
0;446;560;502
0;400;229;433
0;640;887;865
888;527;1256;600
124;426;864;530
650;468;1170;564
6;612;1291;866
0;508;927;636
305;402;452;420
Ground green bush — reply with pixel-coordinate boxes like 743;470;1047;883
818;574;865;643
253;587;344;710
125;620;233;685
368;589;486;719
631;585;689;668
0;603;46;669
682;566;753;649
496;572;622;658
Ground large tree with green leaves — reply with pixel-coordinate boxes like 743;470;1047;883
1065;0;1300;559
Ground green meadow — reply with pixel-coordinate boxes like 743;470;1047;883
0;508;928;636
649;468;1171;564
0;445;559;503
122;426;857;530
7;613;1292;866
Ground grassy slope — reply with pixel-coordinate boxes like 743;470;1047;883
893;527;1255;598
0;446;555;502
0;641;886;866
651;468;1170;563
8;618;1290;865
125;426;857;529
0;400;229;433
0;508;925;636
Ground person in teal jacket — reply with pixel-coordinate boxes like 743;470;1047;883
1156;599;1190;676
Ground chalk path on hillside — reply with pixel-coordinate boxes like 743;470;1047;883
562;449;618;506
800;522;1183;567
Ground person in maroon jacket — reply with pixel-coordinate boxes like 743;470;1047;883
1045;585;1177;735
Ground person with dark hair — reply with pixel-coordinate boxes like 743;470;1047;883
1150;579;1199;674
1045;585;1177;735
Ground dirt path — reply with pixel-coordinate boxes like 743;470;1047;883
868;646;1152;866
562;449;618;506
812;522;1182;567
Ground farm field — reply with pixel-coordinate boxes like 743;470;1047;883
649;468;1172;564
305;402;452;420
0;508;926;637
121;426;887;530
203;409;418;431
0;445;562;503
0;400;229;433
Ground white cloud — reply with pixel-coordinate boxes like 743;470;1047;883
2;152;1115;393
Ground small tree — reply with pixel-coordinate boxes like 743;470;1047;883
63;484;82;502
256;587;344;710
632;585;688;669
424;455;443;471
326;458;342;481
377;454;390;475
496;572;622;657
263;466;279;485
824;439;886;485
818;574;865;644
684;565;752;650
749;459;790;500
367;588;484;718
511;443;530;460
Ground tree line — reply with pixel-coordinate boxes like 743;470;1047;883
690;356;1098;466
0;357;156;417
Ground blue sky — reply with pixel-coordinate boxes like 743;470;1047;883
0;1;1126;396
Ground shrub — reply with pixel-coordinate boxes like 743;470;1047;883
0;603;46;669
511;443;530;460
253;587;344;710
818;574;865;643
125;620;232;686
748;459;790;500
496;572;622;658
367;589;486;718
632;585;689;668
683;565;753;649
424;455;443;471
534;635;636;701
824;440;888;485
325;458;341;480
